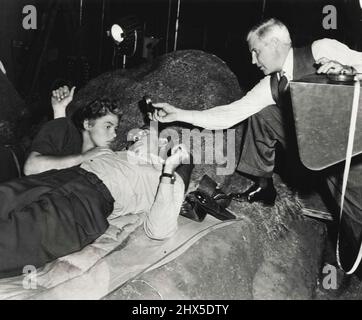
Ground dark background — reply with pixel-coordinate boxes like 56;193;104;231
0;0;361;104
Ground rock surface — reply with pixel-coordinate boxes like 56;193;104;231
68;49;244;187
105;173;326;300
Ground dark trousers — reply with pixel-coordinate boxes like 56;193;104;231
237;103;362;270
0;167;114;278
237;103;299;178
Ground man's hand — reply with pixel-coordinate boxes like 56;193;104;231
148;103;181;123
51;86;76;119
316;57;355;75
164;144;190;173
81;147;114;162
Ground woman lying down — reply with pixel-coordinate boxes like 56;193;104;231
0;91;193;279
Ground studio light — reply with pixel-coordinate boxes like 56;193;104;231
108;15;143;68
110;24;125;44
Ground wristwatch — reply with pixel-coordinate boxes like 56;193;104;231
160;172;176;184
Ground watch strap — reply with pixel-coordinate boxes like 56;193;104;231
160;172;176;184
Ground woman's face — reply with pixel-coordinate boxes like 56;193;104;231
85;113;119;148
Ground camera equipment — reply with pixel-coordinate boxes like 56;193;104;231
142;95;155;113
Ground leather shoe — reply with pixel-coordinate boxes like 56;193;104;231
236;183;277;206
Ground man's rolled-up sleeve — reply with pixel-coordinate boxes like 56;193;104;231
312;38;362;73
190;76;275;130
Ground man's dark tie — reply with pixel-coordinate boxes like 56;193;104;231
270;71;290;106
278;72;289;96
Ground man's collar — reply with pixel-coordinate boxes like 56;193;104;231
281;47;293;80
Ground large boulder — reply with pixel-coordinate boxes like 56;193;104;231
68;50;244;188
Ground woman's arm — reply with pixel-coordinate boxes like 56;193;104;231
24;148;113;175
144;145;190;240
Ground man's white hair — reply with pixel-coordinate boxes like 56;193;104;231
247;18;292;47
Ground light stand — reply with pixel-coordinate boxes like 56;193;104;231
108;15;142;69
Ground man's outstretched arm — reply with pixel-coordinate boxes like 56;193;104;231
151;76;275;130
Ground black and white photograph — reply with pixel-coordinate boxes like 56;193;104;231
0;0;361;304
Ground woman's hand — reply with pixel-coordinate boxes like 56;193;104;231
51;86;76;119
164;144;190;173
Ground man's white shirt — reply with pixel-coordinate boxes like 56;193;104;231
188;38;362;130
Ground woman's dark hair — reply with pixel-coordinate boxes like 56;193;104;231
72;98;122;131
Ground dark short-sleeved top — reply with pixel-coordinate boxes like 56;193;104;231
31;118;82;156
